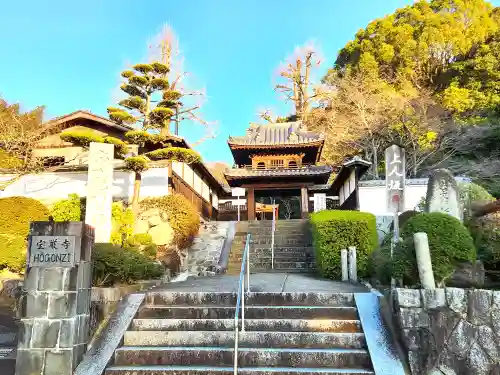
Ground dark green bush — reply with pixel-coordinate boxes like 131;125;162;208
392;212;476;286
92;243;163;286
0;197;49;273
50;194;82;221
468;212;500;279
310;210;378;279
140;194;200;248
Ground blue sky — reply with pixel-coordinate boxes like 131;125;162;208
3;0;494;163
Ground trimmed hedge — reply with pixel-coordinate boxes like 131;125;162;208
50;194;82;221
140;194;200;249
392;212;476;286
310;210;378;279
0;197;50;272
92;243;163;286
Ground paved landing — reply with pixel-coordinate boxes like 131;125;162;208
152;273;369;293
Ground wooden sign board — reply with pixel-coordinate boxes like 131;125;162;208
28;235;76;267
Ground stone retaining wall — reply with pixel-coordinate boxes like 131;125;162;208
391;288;500;375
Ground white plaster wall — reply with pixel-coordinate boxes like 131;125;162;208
183;164;194;187
212;193;219;209
358;180;428;214
193;173;202;195
139;168;170;199
172;161;183;176
0;167;171;204
201;180;210;201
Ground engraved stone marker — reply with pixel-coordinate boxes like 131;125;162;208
85;142;114;242
28;236;76;267
16;221;94;375
425;169;462;221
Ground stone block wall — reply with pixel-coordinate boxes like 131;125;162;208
391;288;500;375
186;221;230;276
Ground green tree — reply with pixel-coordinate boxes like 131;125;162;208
107;62;177;135
330;0;498;91
0;99;66;190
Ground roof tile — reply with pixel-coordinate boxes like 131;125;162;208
228;121;323;146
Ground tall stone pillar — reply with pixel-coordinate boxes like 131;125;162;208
301;187;309;219
85;142;113;243
247;188;255;221
16;221;94;375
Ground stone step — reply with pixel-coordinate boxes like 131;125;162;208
230;247;315;256
143;292;355;307
130;319;363;333
227;261;316;271
114;347;371;368
124;331;366;349
233;236;312;246
229;254;316;262
105;366;375;375
137;306;359;320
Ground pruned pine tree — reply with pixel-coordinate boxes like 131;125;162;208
107;62;181;136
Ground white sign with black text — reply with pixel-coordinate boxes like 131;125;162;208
28;235;76;267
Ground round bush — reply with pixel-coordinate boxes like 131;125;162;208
392;212;476;286
92;243;163;286
0;197;49;273
0;197;50;237
140;194;200;248
311;210;378;279
50;194;82;222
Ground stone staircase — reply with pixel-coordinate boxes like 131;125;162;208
227;220;316;274
104;291;374;375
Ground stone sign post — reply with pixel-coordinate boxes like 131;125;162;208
85;142;114;243
313;193;327;212
385;144;405;288
16;221;94;375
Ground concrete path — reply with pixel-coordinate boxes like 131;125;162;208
152;273;369;293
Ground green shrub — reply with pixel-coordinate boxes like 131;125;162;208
392;212;476;286
468;212;500;278
0;197;50;237
146;147;201;164
124;156;149;173
390;210;418;231
125;233;157;258
92;243;163;286
0;197;49;272
0;235;27;273
140;194;200;248
110;202;134;245
310;210;378;279
60;131;104;147
50;194;82;221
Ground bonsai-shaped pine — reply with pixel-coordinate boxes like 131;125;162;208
107;62;179;135
106;62;200;212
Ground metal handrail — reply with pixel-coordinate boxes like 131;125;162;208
233;233;251;375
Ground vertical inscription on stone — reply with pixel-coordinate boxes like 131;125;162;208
85;142;114;243
385;144;405;214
